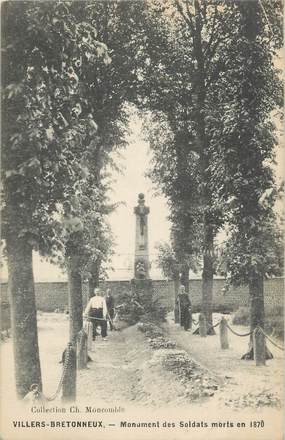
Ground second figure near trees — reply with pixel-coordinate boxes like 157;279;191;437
177;285;192;331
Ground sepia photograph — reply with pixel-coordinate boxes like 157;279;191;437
0;1;284;439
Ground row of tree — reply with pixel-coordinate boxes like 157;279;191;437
142;0;283;353
2;0;145;397
1;0;283;396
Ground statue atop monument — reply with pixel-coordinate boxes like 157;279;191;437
134;193;150;279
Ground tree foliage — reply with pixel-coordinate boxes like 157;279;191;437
2;0;145;282
137;0;283;331
136;0;238;322
2;1;111;251
209;0;283;287
155;242;179;280
144;113;202;276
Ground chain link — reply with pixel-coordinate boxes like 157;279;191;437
191;317;283;349
206;321;220;330
225;321;253;337
184;315;265;339
44;343;72;401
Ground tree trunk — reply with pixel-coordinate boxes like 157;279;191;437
68;255;83;343
6;235;42;398
180;264;190;293
88;259;101;298
202;225;215;334
193;229;215;336
241;275;273;360
192;0;215;335
173;271;180;323
88;278;96;298
235;3;272;360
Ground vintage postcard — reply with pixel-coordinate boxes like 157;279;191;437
1;1;283;440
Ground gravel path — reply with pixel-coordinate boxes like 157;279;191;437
1;312;283;410
1;312;283;440
76;327;151;404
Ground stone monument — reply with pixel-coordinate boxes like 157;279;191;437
134;193;150;279
131;193;153;299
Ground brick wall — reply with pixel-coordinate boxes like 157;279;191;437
1;277;283;313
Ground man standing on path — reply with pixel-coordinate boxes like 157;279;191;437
84;288;108;340
105;289;115;331
177;285;191;331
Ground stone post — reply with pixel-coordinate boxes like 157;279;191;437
77;329;88;370
199;313;207;337
87;321;93;351
219;317;229;349
62;343;77;402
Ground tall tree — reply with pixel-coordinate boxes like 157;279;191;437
155;239;200;322
74;1;144;297
211;0;283;358
60;1;145;341
145;113;202;292
138;0;236;332
1;1;109;396
41;0;145;338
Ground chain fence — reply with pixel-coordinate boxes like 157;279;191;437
206;320;220;331
44;344;71;401
258;326;284;351
189;313;284;352
224;321;253;337
22;342;73;403
31;315;114;402
23;308;283;402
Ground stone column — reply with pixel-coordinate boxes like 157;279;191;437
134;193;150;279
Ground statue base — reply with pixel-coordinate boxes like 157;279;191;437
129;278;167;323
130;278;154;309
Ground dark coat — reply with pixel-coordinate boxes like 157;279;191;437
106;295;114;311
178;292;191;309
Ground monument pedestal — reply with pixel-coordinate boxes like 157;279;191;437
131;278;153;300
130;278;154;319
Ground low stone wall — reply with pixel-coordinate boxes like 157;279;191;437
1;277;283;313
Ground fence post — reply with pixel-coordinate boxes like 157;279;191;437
253;327;266;366
189;309;192;330
62;343;77;401
219;317;229;349
87;321;93;350
77;330;88;370
174;304;180;324
199;313;207;337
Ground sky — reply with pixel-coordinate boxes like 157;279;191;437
103;114;171;280
1;111;283;283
